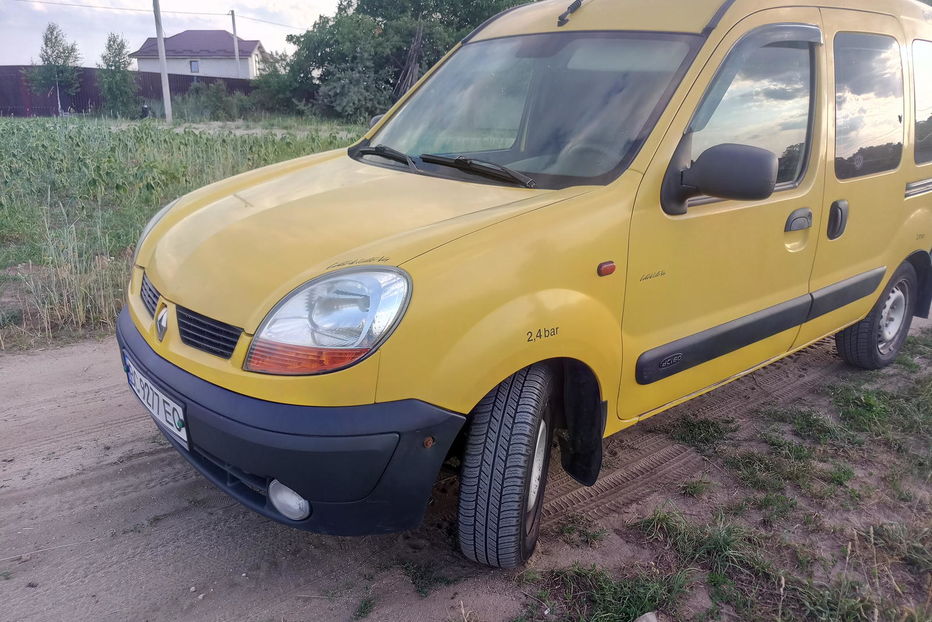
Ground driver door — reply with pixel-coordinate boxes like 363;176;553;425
618;9;827;421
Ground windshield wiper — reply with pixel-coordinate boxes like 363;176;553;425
356;144;420;173
420;154;537;189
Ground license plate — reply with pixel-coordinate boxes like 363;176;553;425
125;355;188;449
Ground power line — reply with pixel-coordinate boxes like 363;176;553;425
8;0;305;28
10;0;225;15
237;14;303;30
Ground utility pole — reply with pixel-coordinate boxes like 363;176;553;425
230;10;241;79
152;0;173;123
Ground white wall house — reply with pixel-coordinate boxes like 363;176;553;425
130;30;267;80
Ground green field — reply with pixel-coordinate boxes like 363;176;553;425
0;117;363;347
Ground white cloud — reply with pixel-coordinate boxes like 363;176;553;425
0;0;340;65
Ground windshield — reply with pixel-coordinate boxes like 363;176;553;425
363;31;700;189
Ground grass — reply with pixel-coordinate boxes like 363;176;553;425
866;523;932;574
400;561;455;597
901;328;932;361
761;406;847;445
761;430;814;460
513;564;690;622
557;514;608;547
825;462;855;486
680;477;714;498
0;116;363;347
631;349;932;620
831;377;932;438
634;508;769;578
633;508;893;619
725;450;813;492
667;416;738;453
352;595;375;620
750;493;797;524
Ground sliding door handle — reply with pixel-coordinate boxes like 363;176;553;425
827;200;849;240
785;207;813;232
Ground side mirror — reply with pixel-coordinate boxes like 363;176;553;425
662;142;778;215
369;114;385;129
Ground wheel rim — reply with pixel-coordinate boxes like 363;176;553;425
878;280;909;355
526;420;548;521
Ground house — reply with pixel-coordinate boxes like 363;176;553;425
130;30;267;79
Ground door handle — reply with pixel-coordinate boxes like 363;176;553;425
785;207;813;232
827;200;849;240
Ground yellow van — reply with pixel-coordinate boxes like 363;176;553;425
119;0;932;568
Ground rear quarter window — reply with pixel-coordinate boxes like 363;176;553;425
915;40;932;165
834;33;905;180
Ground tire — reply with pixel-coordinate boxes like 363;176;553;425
458;364;555;569
835;262;918;370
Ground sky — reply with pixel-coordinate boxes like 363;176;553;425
0;0;340;66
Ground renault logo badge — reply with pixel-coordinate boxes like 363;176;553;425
156;308;169;342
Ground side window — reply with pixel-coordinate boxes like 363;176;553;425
690;40;813;186
834;33;904;179
915;40;932;165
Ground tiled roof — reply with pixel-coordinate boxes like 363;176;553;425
130;30;262;58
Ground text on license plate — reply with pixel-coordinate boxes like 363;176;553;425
125;356;188;448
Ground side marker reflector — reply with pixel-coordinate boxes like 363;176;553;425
597;261;616;277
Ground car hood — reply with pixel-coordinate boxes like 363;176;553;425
141;151;585;332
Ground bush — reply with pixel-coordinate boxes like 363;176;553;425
169;82;254;122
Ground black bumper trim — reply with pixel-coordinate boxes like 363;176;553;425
116;308;466;535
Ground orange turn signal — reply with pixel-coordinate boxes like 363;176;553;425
245;339;370;375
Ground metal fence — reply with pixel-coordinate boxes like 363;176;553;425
0;66;253;117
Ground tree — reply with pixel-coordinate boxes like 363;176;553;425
98;33;138;117
251;52;298;112
277;0;531;120
25;23;81;116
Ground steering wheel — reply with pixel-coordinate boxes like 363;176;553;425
561;142;620;172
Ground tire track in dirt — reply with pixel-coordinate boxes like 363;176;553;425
537;339;842;526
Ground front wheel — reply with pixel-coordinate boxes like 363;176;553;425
457;364;555;568
835;262;918;369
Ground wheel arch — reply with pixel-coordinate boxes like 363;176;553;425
906;249;932;319
452;357;606;488
553;358;607;487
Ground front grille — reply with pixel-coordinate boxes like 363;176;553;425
176;307;243;359
140;274;160;317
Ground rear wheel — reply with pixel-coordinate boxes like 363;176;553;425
835;262;917;369
458;364;554;568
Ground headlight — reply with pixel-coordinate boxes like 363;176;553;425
133;200;178;264
245;267;411;375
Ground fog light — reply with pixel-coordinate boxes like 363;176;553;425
268;479;310;521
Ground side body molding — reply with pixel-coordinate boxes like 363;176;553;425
636;268;886;385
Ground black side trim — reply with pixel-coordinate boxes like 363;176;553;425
906;178;932;198
909;250;932;319
808;268;885;320
461;3;531;43
636;296;811;385
702;0;739;36
636;268;887;385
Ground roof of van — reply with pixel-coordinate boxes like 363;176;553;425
468;0;932;42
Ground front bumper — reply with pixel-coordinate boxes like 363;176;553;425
116;308;466;535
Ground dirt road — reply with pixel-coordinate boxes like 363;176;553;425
1;319;928;622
